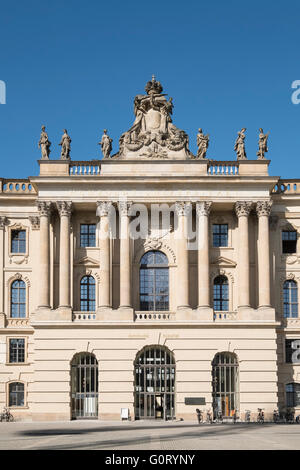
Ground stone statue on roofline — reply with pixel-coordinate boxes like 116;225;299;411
257;128;269;160
59;129;71;160
38;125;51;160
118;75;191;160
196;128;209;159
234;128;247;160
99;129;113;159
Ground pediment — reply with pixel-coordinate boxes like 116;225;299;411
211;256;237;268
75;256;99;266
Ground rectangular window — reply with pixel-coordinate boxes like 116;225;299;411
80;224;96;247
11;230;26;253
9;338;25;363
213;224;228;247
285;339;300;363
282;231;297;254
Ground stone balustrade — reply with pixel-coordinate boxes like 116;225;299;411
72;312;97;321
1;179;36;194
207;161;239;175
213;311;237;321
134;311;175;321
272;180;300;194
69;161;101;175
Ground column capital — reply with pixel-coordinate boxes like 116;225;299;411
196;201;212;217
28;216;40;230
56;201;72;217
0;216;9;229
256;200;273;217
96;201;114;217
36;200;52;217
234;201;253;217
175;201;192;216
118;201;133;216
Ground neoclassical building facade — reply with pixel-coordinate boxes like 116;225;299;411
0;78;300;421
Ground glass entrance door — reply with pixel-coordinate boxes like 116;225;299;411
71;353;98;419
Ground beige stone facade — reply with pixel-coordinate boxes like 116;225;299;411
1;81;300;423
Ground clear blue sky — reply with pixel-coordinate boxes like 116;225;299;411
0;0;300;179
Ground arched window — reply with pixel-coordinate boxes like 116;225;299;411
286;383;300;408
213;275;229;311
140;251;169;311
135;345;175;420
212;352;239;418
283;280;298;318
80;276;95;312
11;280;26;318
9;382;24;407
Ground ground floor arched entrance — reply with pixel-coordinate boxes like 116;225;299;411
212;352;239;418
134;345;175;420
71;353;98;419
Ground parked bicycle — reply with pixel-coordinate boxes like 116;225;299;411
285;408;295;424
196;408;203;424
245;410;251;423
206;409;213;424
273;408;280;423
233;409;238;424
257;408;264;424
0;407;14;422
215;410;223;423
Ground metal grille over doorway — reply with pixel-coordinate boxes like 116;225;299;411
135;345;175;420
71;353;98;419
212;352;239;418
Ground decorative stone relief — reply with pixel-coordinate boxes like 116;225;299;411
56;201;72;217
96;201;114;217
36;201;52;217
0;216;9;229
234;201;253;217
118;76;191;160
175;201;192;217
196;201;212;217
28;216;40;230
256;200;272;217
118;201;133;216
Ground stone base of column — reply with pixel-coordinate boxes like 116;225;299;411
96;307;113;321
176;307;197;321
32;307;72;322
237;306;275;322
196;306;214;321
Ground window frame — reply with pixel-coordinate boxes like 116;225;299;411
283;279;298;318
80;275;96;312
213;275;229;312
212;224;229;248
7;337;26;364
10;278;26;318
139;250;169;312
282;230;297;255
8;224;29;260
7;381;26;408
80;223;96;248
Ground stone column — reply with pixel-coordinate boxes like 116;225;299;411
56;201;72;308
234;201;252;308
36;202;51;308
256;200;272;308
97;201;113;309
196;201;212;308
175;201;192;309
118;201;133;308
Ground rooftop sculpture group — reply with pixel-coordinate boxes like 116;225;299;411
38;78;270;162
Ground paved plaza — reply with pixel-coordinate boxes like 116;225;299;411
1;420;300;450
